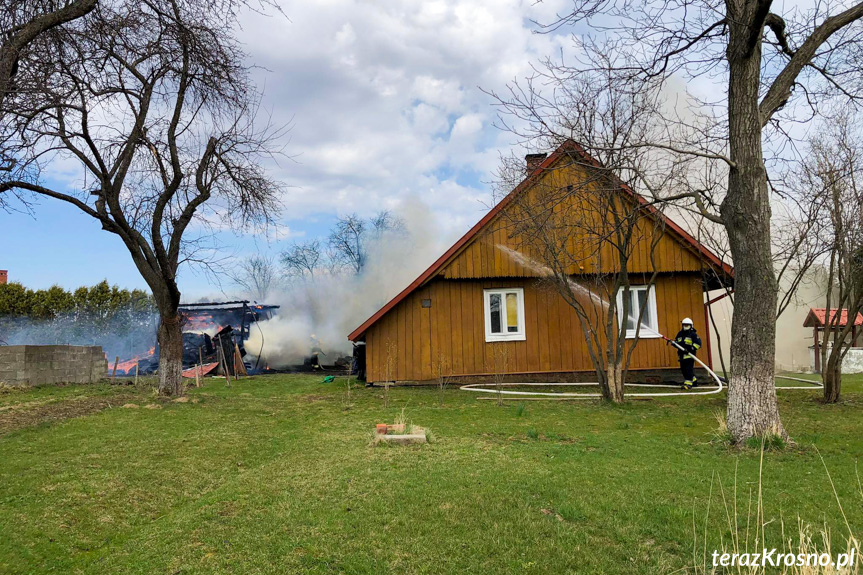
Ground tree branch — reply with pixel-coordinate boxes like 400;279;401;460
0;179;104;224
760;1;863;126
0;0;97;103
765;13;794;56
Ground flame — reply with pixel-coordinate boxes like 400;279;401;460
112;346;156;375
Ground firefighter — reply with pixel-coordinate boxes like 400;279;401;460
310;334;325;371
671;318;701;390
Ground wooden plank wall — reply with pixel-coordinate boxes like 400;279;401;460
440;162;705;280
364;274;707;382
441;225;702;279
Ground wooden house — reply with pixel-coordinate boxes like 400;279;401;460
348;140;734;384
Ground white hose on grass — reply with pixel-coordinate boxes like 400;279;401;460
774;374;824;390
460;380;723;398
460;340;823;399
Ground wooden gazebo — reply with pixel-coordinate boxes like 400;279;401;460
803;308;863;372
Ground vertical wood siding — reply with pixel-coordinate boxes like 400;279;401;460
364;274;707;382
440;162;706;280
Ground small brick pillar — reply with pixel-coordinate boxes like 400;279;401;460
525;153;547;174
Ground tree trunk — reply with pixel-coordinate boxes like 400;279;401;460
605;355;625;403
595;369;610;401
822;354;842;403
721;19;787;442
158;313;184;396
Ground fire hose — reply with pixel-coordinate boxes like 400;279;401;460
460;333;822;399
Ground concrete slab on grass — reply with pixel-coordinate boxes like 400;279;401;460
374;426;427;445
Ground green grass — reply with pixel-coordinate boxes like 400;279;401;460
0;373;861;574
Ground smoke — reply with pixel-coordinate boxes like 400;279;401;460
245;314;315;367
1;312;158;362
1;199;451;370
245;198;452;367
495;244;610;309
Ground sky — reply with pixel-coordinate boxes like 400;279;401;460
0;0;575;299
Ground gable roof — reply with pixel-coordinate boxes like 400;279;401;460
803;308;863;328
348;139;734;341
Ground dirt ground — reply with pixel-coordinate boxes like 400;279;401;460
0;390;142;434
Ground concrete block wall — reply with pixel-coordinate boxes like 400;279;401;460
809;345;863;374
0;345;108;386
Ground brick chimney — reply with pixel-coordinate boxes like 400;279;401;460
0;270;6;284
525;153;547;174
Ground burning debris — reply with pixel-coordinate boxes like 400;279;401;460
113;301;279;377
104;202;446;380
112;300;354;378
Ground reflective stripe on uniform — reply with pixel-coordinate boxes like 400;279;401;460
692;343;700;349
684;338;693;345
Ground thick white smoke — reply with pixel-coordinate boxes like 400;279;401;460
245;198;453;368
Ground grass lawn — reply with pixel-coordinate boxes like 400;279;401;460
0;373;861;574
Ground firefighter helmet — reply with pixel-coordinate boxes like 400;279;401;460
681;317;693;326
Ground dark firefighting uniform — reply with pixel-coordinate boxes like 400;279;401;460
673;327;702;388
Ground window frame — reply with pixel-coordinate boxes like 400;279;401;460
483;287;526;342
616;285;661;339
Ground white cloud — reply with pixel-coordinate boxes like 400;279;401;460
235;0;572;245
23;0;575;297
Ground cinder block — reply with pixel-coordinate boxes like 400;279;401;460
0;345;109;386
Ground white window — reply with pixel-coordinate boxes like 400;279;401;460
616;285;661;339
484;288;526;342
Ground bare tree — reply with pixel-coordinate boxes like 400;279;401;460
328;214;367;274
490;0;863;441
773;202;832;320
0;0;97;210
0;0;96;110
280;239;322;281
495;145;666;402
434;353;452;407
0;0;284;395
370;210;405;235
793;114;863;403
328;211;404;275
490;344;510;407
231;255;278;301
492;72;694;402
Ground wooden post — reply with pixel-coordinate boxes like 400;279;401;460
232;341;241;379
217;338;231;387
224;338;232;386
197;346;203;388
233;341;247;377
111;356;119;384
134;362;139;387
813;327;820;373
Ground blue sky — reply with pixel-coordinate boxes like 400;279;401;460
0;189;344;295
1;0;575;299
1;193;148;290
